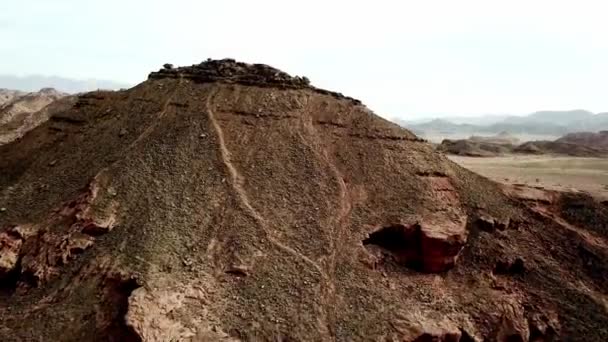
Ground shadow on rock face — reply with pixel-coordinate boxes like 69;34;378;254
363;219;467;273
101;274;143;342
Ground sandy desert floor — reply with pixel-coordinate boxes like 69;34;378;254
449;155;608;200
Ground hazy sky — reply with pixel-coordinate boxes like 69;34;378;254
1;0;608;119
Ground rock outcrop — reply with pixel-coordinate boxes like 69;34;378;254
149;58;362;104
437;138;514;157
363;216;467;273
0;59;607;341
0;229;22;280
475;213;510;233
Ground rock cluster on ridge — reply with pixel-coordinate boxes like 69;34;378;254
150;58;362;104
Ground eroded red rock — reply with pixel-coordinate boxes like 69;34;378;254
1;178;117;288
0;230;22;278
528;311;560;341
496;302;530;342
418;213;468;272
364;212;467;273
390;310;478;342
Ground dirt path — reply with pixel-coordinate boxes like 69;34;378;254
205;89;328;280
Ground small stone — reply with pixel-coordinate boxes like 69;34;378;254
119;129;128;137
511;257;525;273
476;214;496;232
49;160;57;166
496;218;510;231
495;257;526;275
226;265;250;276
199;133;207;138
0;207;6;213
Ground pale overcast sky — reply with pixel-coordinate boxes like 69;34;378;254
1;0;607;119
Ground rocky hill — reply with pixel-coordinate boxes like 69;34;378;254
0;88;66;123
513;141;608;157
1;59;607;341
437;139;514;157
556;131;608;150
469;131;520;145
0;88;70;145
437;131;608;158
0;89;26;107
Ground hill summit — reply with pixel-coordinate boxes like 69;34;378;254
149;58;361;104
0;59;607;341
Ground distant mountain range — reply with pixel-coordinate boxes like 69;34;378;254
398;110;608;138
436;130;608;158
0;75;130;94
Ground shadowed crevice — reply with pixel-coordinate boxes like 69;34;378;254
363;224;424;271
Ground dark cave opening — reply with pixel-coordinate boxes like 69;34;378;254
103;276;143;342
363;224;414;253
362;224;423;270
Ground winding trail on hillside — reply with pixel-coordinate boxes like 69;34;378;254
205;88;329;282
91;78;185;194
300;113;354;336
126;78;184;151
307;117;353;270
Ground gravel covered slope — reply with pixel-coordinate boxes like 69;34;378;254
0;60;606;341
